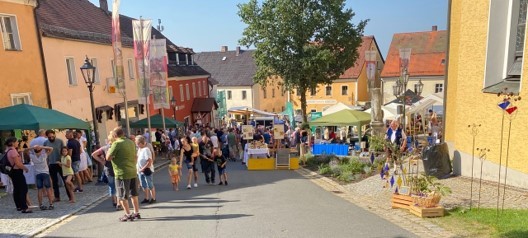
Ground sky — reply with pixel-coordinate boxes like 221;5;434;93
89;0;448;56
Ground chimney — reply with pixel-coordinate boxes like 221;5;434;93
99;0;109;14
220;46;228;52
432;25;438;31
236;46;240;56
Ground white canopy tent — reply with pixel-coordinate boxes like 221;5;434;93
322;102;362;116
228;106;277;116
364;106;399;121
408;92;444;115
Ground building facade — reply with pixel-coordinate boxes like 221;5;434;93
380;27;447;105
290;36;384;113
445;0;528;188
0;0;49;108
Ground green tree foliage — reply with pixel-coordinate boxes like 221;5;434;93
238;0;367;122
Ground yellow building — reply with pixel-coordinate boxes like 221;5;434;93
0;0;49;108
290;36;384;113
446;0;528;188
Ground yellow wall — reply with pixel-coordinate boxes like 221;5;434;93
446;1;528;176
0;1;48;108
41;37;140;139
257;77;288;113
290;80;358;112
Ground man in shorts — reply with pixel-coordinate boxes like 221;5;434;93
106;127;140;222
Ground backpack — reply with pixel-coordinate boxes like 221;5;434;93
0;149;14;175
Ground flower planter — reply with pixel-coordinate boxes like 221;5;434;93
391;193;414;209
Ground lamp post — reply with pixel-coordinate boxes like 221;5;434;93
170;96;177;120
80;56;99;147
393;48;412;130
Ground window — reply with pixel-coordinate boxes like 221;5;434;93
198;82;202;96
111;60;116;79
203;81;207;96
66;57;77;86
342;85;348;95
90;58;100;84
325;85;332;96
282;106;285;111
177;53;187;65
281;87;284;96
435;83;444;93
263;88;267;98
11;93;31;105
272;88;275;98
0;15;21;50
310;87;316;96
180;85;184;102
128;59;135;80
192;82;196;97
187;54;193;65
227;90;232;100
311;109;317;113
242;90;247;100
483;0;527;93
186;84;190;100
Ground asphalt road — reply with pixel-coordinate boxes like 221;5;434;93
42;162;417;238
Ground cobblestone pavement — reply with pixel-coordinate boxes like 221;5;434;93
0;159;170;237
297;167;528;238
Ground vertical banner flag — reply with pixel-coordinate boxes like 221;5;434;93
365;50;377;81
132;19;152;104
150;39;169;109
112;0;125;90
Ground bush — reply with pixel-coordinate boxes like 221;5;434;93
306;154;334;167
318;164;332;175
337;170;354;182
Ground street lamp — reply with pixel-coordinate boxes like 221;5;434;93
415;79;424;96
170;96;177;120
80;56;99;147
394;48;412;131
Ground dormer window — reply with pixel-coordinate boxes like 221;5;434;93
187;54;193;65
178;53;187;65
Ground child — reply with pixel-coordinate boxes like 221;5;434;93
58;147;75;203
168;157;181;191
213;149;228;185
27;145;55;210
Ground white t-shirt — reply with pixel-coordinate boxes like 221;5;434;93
210;135;219;148
136;147;152;173
31;151;49;174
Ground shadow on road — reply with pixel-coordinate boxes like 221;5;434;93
140;213;253;222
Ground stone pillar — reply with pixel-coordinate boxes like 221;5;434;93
370;88;385;137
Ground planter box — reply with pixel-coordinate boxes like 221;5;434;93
391;194;414;209
247;158;275;170
409;205;445;218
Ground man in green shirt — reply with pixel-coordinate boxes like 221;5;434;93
106;127;139;222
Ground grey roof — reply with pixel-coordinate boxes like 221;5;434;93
194;50;256;86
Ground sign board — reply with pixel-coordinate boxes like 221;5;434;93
273;124;285;139
307;99;337;105
242;125;254;140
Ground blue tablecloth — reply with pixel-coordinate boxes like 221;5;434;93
312;144;349;156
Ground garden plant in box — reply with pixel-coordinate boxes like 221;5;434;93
408;173;452;207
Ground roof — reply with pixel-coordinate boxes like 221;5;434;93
380;30;447;78
194;49;257;86
36;0;192;53
385;89;423;105
191;98;218;113
339;36;383;79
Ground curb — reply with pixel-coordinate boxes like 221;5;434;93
295;167;456;238
29;160;171;238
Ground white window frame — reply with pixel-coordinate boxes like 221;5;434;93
310;87;316;96
202;81;206;96
483;0;527;91
180;84;184;102
90;58;100;84
198;81;202;96
128;58;135;80
227;90;232;100
341;85;348;95
66;57;77;86
192;82;196;98
0;14;21;51
435;83;444;93
186;84;190;100
242;90;247;100
10;93;32;105
325;85;332;96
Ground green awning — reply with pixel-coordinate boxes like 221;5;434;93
130;114;184;128
0;104;90;130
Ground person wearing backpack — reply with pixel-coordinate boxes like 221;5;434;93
4;137;32;213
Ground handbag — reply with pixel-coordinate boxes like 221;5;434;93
143;167;153;176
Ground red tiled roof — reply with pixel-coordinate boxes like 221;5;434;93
380;30;447;78
339;36;379;79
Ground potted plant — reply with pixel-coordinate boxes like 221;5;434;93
408;174;452;208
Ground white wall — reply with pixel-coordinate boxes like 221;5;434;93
381;76;445;104
218;86;254;110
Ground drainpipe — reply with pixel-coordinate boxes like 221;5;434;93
34;0;52;108
441;0;452;143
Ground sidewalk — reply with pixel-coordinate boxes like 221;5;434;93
0;157;170;238
297;167;528;238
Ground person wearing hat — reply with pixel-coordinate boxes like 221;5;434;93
5;137;32;213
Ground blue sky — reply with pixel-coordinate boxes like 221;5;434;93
90;0;448;56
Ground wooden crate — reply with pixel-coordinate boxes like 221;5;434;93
409;205;445;218
391;194;414;209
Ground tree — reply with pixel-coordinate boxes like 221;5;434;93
238;0;367;123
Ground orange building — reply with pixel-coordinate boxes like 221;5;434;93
0;0;49;108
